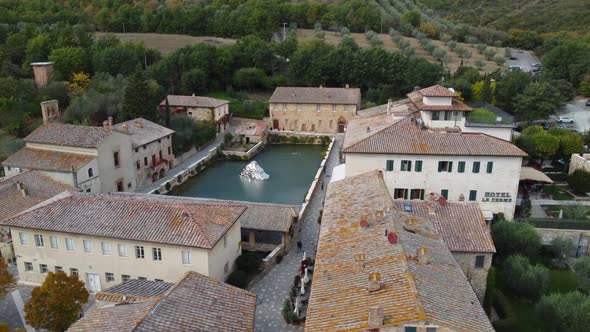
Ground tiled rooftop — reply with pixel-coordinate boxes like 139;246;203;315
343;115;527;157
68;271;256;332
24;123;116;148
162;95;229;108
305;170;494;331
408;90;473;112
1;192;246;249
269;86;361;105
0;171;73;222
392;201;496;253
95;279;174;303
113;118;174;147
417;84;457;97
230;117;267;137
1;147;96;172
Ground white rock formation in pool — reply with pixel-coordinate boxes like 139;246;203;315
240;161;270;181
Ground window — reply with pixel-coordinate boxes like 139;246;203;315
472;161;481;173
101;242;112;255
344;105;349;112
138;277;147;281
136;161;140;170
152;155;156;165
410;189;425;200
469;190;477;201
401;160;412;172
19;232;28;246
113;152;120;168
426;328;437;332
272;104;277;111
432;111;440;120
88;168;93;178
122;274;131;282
182;251;192;265
486;161;494;174
444;111;453;120
458;161;466;173
50;235;59;249
282;104;287;111
34;234;44;247
118;244;128;257
386;160;394;172
135;148;139;153
70;268;79;276
144;157;148;166
86;188;91;192
105;273;115;282
332;105;336;112
329;120;333;128
159;150;163;160
415;160;423;172
40;264;48;273
168;146;171;155
441;189;449;199
55;266;63;273
296;104;301;111
438;161;453;172
316;104;321;112
83;239;92;253
65;238;74;251
135;246;145;259
152;247;162;261
394;188;408;199
223;234;228;248
24;262;33;272
475;255;485;268
116;180;124;192
405;327;417;332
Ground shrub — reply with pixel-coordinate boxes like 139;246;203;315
340;27;350;36
224;133;233;145
550;236;575;266
493;55;506;66
501;255;549;301
475;60;485;69
536;291;590;331
492;221;542;257
574;256;590;292
226;270;248;289
477;43;487;54
236;253;262;273
447;40;457;50
483;267;496;316
492;290;517;329
484;47;496;60
568;169;590;194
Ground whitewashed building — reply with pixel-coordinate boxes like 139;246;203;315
1;192;246;292
341;85;527;220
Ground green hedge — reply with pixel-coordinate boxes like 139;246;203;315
523;219;590;230
492;290;517;330
547;173;568;182
226;270;248;289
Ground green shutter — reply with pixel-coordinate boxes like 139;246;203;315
458;161;465;173
441;189;448;199
469;190;477;201
407;161;412;171
386;160;394;171
473;162;480;173
448;161;453;172
415;160;422;172
487;162;493;173
438;162;443;172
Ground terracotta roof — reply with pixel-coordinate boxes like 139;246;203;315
162;95;229;108
1;192;246;249
269;87;361;105
67;299;158;332
69;271;256;332
113;118;174;147
24;123;115;148
2;147;95;172
0;171;73;222
393;201;496;253
417;84;457;97
343;115;527;157
230;117;267;137
305;170;493;332
95;279;174;303
407;90;473;112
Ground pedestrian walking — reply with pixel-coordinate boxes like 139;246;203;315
297;240;302;253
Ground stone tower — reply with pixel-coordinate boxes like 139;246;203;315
31;62;54;89
41;100;60;125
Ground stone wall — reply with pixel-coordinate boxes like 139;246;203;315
569;153;590;175
452;252;493;303
269;102;357;134
268;131;333;145
222;141;265;160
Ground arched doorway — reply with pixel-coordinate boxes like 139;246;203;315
273;119;279;130
337;116;346;133
151;172;159;183
159;168;165;179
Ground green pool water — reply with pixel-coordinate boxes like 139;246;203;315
169;144;325;204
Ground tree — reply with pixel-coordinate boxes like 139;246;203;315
170;116;198;154
122;70;156;121
447;40;457;51
432;48;447;62
164;97;171;128
493;55;506;66
0;259;15;300
484;47;496;61
180;68;207;95
574;256;590;292
568;169;590;194
24;272;89;332
233;67;268;90
474;60;485;70
495;70;532;112
401;9;421;28
501;255;549;301
550;236;575;266
536;291;590;332
65;72;91;96
514;82;568;121
48;47;87;79
492;221;541;257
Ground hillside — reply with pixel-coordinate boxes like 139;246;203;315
418;0;590;33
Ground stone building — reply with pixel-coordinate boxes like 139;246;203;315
340;85;527;220
1;192;247;291
161;94;230;134
31;62;54;88
68;271;256;332
268;86;361;134
229;117;268;144
305;170;494;331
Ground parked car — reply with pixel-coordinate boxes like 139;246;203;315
557;116;574;123
532;63;542;67
586;98;590;107
508;65;523;71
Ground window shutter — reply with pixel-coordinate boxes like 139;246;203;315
386;160;394;172
458;161;465;173
415;160;422;172
487;162;493;173
448;162;453;172
407;161;412;171
438;162;442;172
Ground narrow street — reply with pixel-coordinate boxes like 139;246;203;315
249;136;342;332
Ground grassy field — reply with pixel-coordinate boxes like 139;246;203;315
96;30;503;73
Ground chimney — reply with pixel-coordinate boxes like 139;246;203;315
121;124;128;132
366;126;371;133
413;86;420;92
353;253;365;272
40;100;60;125
15;181;22;190
319;84;323;89
192;93;195;97
135;118;143;128
368;307;384;328
387;99;393;116
31;62;54;88
417;247;429;265
19;183;28;197
368;272;382;292
345;84;349;89
108;116;113;127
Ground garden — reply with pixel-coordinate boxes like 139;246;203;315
226;253;267;289
489;221;590;331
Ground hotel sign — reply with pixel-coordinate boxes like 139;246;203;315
481;192;512;202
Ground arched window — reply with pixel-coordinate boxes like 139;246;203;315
88;168;93;178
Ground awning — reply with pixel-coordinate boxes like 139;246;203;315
520;166;554;183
